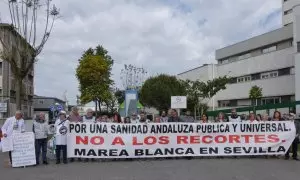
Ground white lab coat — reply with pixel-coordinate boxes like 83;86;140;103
1;116;25;137
82;116;95;123
54;119;70;145
228;116;241;123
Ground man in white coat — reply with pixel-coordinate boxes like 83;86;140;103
54;111;69;164
1;110;25;165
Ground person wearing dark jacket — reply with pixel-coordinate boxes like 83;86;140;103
168;109;182;122
285;116;300;161
33;112;49;165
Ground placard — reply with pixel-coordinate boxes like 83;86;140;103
67;121;296;158
11;132;36;167
1;136;13;152
171;96;187;109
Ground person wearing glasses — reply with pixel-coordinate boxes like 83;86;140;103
1;110;25;167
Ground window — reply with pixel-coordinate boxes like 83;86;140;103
262;45;277;54
0;62;2;75
251;73;261;80
278;68;290;76
238;53;251;60
284;9;293;15
261;71;278;79
219;59;229;64
297;42;300;52
261;97;281;105
218;100;230;107
39;100;44;104
237;76;251;83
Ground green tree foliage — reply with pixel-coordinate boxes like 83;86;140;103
115;89;125;104
249;85;263;106
184;76;231;117
140;74;186;111
76;45;114;113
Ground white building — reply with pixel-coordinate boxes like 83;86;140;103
178;0;300;115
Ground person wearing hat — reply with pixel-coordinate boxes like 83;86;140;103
54;111;69;164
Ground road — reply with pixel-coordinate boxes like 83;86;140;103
0;152;299;180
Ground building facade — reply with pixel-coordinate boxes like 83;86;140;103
0;23;34;119
33;95;66;121
178;0;300;115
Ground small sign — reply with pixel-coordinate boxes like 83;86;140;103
57;105;63;111
49;105;55;112
0;103;7;113
171;96;187;109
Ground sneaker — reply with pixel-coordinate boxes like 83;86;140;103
43;161;48;165
56;161;60;164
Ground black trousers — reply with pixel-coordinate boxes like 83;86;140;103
285;138;298;158
55;145;67;163
9;151;12;164
35;138;47;164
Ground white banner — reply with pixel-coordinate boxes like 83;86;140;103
67;121;296;158
11;132;36;167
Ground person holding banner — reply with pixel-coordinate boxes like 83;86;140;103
215;112;227;123
139;112;150;123
69;106;83;162
228;108;241;123
285;115;300;161
1;110;25;166
200;114;209;123
272;111;284;121
247;113;257;123
83;109;95;123
54;111;69;164
168;109;182;122
130;113;139;123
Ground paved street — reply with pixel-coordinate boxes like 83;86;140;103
0;152;299;180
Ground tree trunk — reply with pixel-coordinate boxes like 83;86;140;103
95;101;98;117
194;106;196;120
15;78;23;111
98;100;102;113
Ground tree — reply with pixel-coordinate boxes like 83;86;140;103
0;0;59;110
249;85;263;112
184;76;231;118
76;46;114;115
140;74;186;111
115;89;125;104
103;89;118;113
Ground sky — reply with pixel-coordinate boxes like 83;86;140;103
0;0;282;105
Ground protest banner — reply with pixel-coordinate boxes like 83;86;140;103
11;132;36;167
67;121;296;158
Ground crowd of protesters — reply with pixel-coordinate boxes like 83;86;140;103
1;107;299;167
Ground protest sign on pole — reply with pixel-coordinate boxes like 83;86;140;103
67;121;296;158
11;132;36;167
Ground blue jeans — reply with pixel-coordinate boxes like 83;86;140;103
35;138;47;164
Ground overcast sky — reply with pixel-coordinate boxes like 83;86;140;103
0;0;282;105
